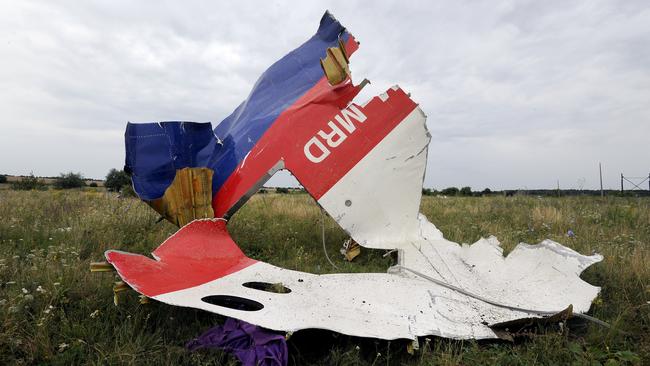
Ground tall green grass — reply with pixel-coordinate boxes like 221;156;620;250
0;190;647;365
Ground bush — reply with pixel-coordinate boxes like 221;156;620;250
275;187;290;194
120;184;137;198
11;174;47;191
441;187;459;196
54;172;85;189
105;169;131;192
88;182;98;187
460;186;472;196
0;175;6;184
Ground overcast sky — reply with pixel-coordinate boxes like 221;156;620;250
1;1;648;190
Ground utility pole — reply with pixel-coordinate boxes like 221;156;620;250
599;163;604;197
621;173;624;193
557;179;560;197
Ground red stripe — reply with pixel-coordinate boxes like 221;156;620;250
106;220;256;297
213;37;417;217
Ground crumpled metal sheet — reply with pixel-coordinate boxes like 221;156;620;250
124;12;357;205
106;219;601;340
107;12;603;341
107;86;601;340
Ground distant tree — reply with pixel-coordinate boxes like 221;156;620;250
441;187;459;196
460;186;473;196
54;172;85;189
105;169;131;192
88;182;98;187
11;173;47;191
422;188;432;196
276;187;290;194
482;188;492;195
258;188;268;194
0;175;6;184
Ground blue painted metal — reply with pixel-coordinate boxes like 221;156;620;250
124;12;350;200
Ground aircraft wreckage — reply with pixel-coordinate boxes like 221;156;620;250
98;12;603;342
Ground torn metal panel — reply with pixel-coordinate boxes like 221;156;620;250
123;12;359;215
107;11;604;342
107;86;602;340
107;218;601;340
147;167;214;227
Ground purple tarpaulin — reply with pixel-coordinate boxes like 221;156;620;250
187;318;288;366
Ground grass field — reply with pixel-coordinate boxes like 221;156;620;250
0;190;647;365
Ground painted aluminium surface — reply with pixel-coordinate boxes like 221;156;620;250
108;87;601;340
108;12;603;341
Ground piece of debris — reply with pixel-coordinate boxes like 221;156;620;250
103;11;603;342
187;318;287;366
340;238;361;261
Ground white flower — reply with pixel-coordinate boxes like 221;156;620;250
21;288;29;294
90;310;100;319
58;343;69;352
24;294;34;302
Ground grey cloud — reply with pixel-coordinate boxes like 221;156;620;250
0;0;648;190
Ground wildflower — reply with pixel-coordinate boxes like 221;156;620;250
567;229;575;238
36;286;46;293
8;306;18;313
22;288;29;294
24;294;34;302
90;310;100;319
58;343;69;352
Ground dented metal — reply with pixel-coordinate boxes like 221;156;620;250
104;11;603;342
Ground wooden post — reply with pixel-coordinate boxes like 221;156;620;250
599;163;603;197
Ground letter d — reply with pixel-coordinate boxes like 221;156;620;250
304;137;330;163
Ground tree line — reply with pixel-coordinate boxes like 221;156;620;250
0;169;132;193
